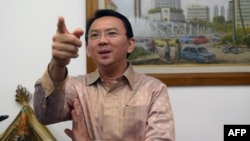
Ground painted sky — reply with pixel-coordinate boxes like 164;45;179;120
112;0;230;21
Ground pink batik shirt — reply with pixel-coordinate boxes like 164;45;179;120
33;63;175;141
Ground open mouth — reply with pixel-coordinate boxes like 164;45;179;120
98;50;112;58
99;50;111;54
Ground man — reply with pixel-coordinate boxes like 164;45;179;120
33;9;175;141
164;40;171;64
175;39;182;62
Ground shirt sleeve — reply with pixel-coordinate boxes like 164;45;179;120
144;84;175;141
33;67;75;125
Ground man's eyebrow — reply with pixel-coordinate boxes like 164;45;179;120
89;27;118;33
105;27;118;31
88;29;99;33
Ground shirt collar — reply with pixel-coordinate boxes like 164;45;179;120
86;62;135;89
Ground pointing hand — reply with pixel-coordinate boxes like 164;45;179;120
52;16;84;67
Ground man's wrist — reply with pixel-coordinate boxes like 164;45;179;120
48;60;67;82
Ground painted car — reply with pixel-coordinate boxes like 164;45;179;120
154;39;165;47
212;35;221;42
180;35;197;44
222;45;238;54
167;38;177;46
180;46;216;63
190;35;209;45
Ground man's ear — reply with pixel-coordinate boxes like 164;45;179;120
127;38;135;53
86;44;91;57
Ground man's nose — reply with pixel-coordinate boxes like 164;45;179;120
99;33;109;42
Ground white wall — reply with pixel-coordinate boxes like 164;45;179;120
0;0;85;140
168;86;250;141
0;1;250;141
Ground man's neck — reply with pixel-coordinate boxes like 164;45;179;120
98;62;128;81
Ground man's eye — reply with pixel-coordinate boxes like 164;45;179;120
107;31;118;37
90;33;99;38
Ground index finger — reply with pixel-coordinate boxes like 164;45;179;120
57;16;69;34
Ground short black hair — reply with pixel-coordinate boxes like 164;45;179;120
85;9;134;44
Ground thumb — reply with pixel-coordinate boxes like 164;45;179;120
57;16;69;34
64;128;73;139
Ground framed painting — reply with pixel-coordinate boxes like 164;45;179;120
86;0;250;86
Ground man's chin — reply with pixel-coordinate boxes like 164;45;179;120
97;60;113;68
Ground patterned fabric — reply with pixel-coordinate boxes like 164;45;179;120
33;63;175;141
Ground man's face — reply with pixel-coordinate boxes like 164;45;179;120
86;16;135;68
